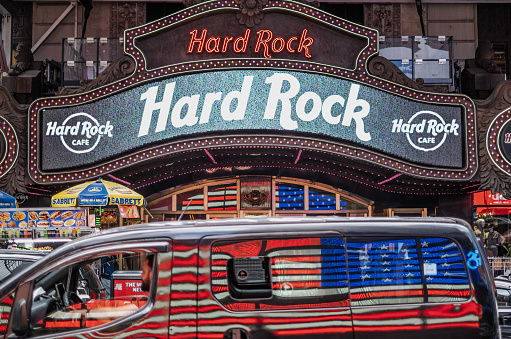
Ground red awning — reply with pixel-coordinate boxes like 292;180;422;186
476;207;511;216
474;190;511;206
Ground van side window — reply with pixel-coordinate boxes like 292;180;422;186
0;293;15;337
420;237;470;302
347;237;470;306
212;237;349;310
347;238;423;306
28;251;154;337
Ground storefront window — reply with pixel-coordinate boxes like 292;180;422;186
148;177;371;219
275;183;304;210
207;183;237;211
309;188;336;210
473;190;511;250
177;188;204;211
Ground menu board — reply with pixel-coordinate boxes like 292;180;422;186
118;205;139;219
0;209;87;228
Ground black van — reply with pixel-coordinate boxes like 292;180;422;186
0;217;500;338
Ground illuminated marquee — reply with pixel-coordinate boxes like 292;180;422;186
132;7;369;71
27;0;477;184
40;70;463;171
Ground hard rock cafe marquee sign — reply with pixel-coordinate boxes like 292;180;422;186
27;0;479;187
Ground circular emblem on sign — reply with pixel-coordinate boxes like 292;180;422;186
14;193;28;205
88;187;102;193
393;110;459;152
501;121;511;164
56;112;113;154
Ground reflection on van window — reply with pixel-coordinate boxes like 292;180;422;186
28;252;153;336
347;237;470;306
270;237;348;298
0;293;15;337
212;237;349;310
347;238;423;306
420;237;470;302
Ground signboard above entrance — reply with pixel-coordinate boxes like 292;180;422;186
27;0;477;184
133;10;368;71
40;70;463;171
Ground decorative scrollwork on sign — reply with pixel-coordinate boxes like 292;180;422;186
59;56;136;95
234;0;269;27
0;87;27;195
476;80;511;199
183;0;315;25
367;56;446;93
243;189;268;205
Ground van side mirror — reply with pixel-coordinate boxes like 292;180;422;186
12;298;28;336
227;257;272;299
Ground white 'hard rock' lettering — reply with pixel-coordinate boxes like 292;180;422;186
46;121;113;138
392;118;459;136
137;73;372;141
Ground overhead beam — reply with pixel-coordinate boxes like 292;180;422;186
378;173;403;185
107;174;132;186
294;149;302;164
31;0;76;54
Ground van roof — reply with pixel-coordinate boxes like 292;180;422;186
66;216;472;249
0;217;475;292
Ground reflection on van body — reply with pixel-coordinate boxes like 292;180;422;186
0;217;500;339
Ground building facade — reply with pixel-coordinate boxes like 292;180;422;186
0;0;511;230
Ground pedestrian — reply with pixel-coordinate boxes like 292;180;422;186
100;255;118;298
140;254;154;292
486;223;504;257
474;224;484;243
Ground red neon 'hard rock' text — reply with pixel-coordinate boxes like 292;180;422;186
187;28;313;58
505;133;511;143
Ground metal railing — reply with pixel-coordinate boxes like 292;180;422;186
62;37;125;87
488;257;511;277
378;36;454;86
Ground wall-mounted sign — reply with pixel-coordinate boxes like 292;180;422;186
41;70;463;170
473;190;511;206
0;208;86;229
